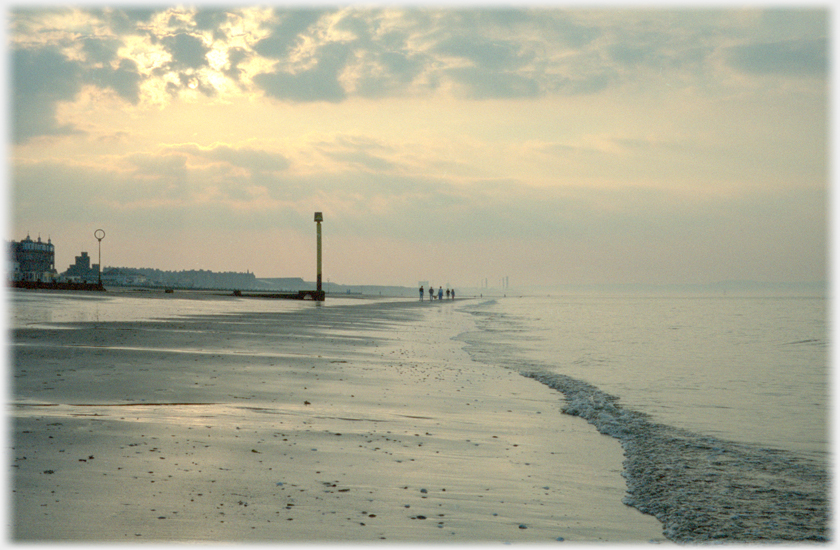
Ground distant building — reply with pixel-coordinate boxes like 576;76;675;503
8;234;57;282
101;267;148;286
61;251;100;283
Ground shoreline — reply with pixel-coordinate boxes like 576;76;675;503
10;297;665;542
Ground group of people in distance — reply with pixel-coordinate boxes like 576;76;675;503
419;285;455;301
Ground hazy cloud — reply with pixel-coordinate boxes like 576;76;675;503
727;38;827;76
447;66;540;99
609;44;652;66
254;41;350;102
222;47;250;82
12;7;830;141
253;9;324;58
81;36;121;64
91;58;144;104
542;15;601;48
193;9;235;37
170;144;291;173
101;8;157;33
352;49;429;98
434;36;531;71
12;46;83;143
127;151;188;180
162;32;211;70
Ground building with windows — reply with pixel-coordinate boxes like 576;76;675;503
61;251;100;283
8;234;56;282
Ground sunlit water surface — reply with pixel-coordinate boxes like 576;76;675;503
461;295;827;455
457;294;828;542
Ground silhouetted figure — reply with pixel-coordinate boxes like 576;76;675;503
446;289;450;299
438;286;443;300
419;285;424;300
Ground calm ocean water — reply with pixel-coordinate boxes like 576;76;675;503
457;294;829;542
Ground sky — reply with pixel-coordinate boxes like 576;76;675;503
7;5;829;288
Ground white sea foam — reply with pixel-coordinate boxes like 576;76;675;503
521;368;828;542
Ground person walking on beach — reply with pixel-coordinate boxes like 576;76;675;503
451;288;455;300
446;288;450;299
419;285;424;301
438;286;443;300
428;284;433;300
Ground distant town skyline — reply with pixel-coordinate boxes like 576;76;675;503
9;7;827;288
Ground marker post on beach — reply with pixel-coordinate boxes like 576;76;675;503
314;212;324;300
94;229;105;286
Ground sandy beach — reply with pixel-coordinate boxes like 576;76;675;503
10;294;664;542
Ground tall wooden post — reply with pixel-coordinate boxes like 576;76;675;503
314;212;324;300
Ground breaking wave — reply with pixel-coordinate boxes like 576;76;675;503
522;369;829;542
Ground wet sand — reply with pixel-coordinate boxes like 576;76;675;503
10;297;664;542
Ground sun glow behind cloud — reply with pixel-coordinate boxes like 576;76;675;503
9;6;827;287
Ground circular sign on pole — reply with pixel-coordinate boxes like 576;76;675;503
94;229;105;285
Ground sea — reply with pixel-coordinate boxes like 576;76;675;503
456;293;830;542
6;289;831;542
